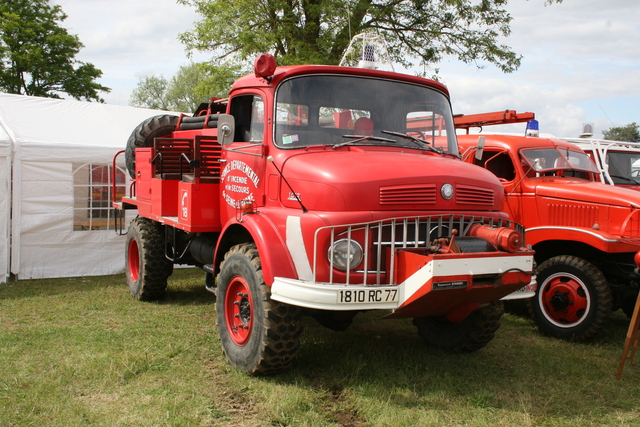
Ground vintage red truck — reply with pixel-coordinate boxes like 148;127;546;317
113;57;535;374
456;110;640;341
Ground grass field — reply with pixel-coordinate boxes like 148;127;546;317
1;268;639;426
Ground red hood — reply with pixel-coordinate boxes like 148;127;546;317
277;147;505;212
532;177;640;208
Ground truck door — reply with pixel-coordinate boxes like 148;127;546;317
477;149;527;224
220;93;266;219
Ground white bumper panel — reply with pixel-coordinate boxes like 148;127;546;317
271;254;534;311
271;277;400;311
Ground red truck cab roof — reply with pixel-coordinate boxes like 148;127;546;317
231;64;450;96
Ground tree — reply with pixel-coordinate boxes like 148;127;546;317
178;0;562;72
129;62;240;112
0;0;109;101
130;75;171;110
603;123;640;142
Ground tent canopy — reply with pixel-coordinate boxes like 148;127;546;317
0;93;182;281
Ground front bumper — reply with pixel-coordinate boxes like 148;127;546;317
271;251;534;318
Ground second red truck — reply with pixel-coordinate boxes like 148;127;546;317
457;111;640;341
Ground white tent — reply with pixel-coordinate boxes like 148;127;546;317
0;93;178;281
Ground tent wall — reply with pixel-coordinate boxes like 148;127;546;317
12;155;128;279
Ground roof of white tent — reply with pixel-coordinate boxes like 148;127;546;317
0;93;182;162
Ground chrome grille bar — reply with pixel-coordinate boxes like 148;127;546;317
312;214;525;286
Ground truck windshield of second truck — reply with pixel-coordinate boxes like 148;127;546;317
274;74;458;155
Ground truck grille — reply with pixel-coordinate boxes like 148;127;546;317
548;204;598;227
313;214;524;286
379;184;495;206
455;184;495;206
379;184;437;204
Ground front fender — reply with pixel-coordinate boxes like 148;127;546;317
526;226;640;254
215;213;297;287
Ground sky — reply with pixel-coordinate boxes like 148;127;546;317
53;0;640;139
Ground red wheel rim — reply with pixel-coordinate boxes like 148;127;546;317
224;276;253;345
128;238;140;283
539;272;590;328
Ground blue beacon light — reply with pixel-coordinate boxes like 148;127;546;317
525;119;539;137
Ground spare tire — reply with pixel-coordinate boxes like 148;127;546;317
125;115;179;177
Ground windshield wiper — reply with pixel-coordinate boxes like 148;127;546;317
381;130;443;153
608;174;640;185
333;134;397;149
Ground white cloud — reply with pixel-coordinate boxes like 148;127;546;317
54;0;208;105
50;0;640;138
437;0;640;138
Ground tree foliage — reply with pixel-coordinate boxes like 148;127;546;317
129;75;170;110
129;62;240;112
178;0;562;72
602;123;640;142
0;0;110;101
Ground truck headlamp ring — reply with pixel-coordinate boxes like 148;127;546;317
328;239;363;271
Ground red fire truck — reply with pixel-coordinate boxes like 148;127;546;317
114;56;535;374
456;111;640;341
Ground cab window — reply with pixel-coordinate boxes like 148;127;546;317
229;95;264;142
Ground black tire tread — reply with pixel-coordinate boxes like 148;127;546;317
529;255;612;342
125;114;179;177
126;217;172;301
413;302;504;353
217;243;302;375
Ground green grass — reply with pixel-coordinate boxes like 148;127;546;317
1;269;639;426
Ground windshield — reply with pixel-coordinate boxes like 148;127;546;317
274;74;458;154
520;147;598;175
605;151;640;185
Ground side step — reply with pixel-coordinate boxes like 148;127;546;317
203;264;216;294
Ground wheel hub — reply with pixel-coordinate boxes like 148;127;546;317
540;272;589;327
127;238;140;283
225;277;253;345
549;290;572;311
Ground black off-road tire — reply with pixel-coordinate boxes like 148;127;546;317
125;217;173;301
413;301;504;352
216;243;302;375
529;255;612;341
125;114;179;177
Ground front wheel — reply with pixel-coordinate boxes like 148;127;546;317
413;302;504;352
529;255;612;341
216;243;302;375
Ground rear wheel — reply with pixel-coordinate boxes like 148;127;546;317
413;302;504;352
125;114;179;177
125;217;173;300
529;255;612;341
216;243;302;375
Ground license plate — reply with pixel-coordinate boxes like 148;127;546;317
337;288;399;304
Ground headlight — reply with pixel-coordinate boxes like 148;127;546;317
328;239;363;271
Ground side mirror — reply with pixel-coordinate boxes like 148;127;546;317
475;136;485;161
217;114;235;146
